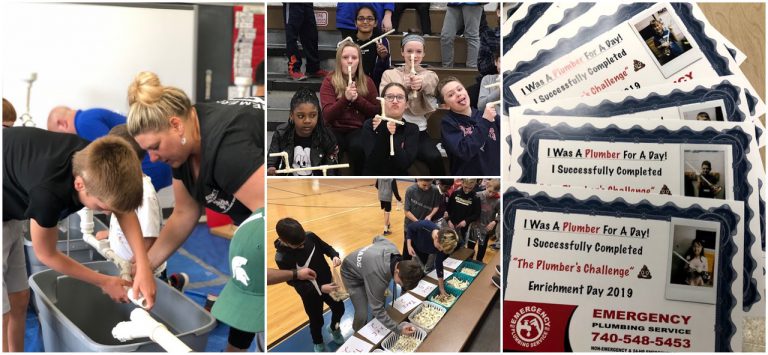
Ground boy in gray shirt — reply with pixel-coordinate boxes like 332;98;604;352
341;236;424;333
403;179;441;259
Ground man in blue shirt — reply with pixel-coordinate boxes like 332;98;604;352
47;106;172;192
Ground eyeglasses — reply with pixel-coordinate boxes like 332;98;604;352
384;95;406;102
356;16;376;23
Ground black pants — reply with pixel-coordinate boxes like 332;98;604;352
333;128;365;175
393;3;432;35
302;292;345;344
416;131;445;175
284;3;321;73
467;231;490;262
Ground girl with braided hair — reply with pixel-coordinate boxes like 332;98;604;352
268;87;339;176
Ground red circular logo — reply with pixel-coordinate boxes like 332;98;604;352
509;306;551;348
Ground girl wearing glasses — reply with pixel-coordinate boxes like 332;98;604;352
361;83;418;175
379;34;445;176
319;42;381;175
380;34;445;175
350;5;391;88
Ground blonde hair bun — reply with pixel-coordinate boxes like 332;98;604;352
128;71;164;105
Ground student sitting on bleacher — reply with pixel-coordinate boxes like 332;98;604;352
380;34;446;175
437;76;500;176
349;5;391;88
268;87;339;176
319;42;381;175
361;83;419;175
477;51;501;113
336;3;394;40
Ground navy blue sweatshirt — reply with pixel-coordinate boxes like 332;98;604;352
441;108;500;176
406;220;449;278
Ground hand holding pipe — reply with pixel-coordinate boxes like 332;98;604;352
274;164;350;176
684;161;716;187
359;29;395;49
376;98;405;156
269;152;290;171
484;81;501;89
410;54;419;99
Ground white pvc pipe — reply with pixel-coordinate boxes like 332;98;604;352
112;309;192;353
274;164;350;176
359;29;395;49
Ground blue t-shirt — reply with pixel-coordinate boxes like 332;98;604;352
74;109;172;192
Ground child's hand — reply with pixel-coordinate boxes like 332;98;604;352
332;257;341;267
100;276;131;303
297;267;317;281
372;115;382;130
267;167;276;176
95;230;109;241
483;104;497;122
132;264;157;309
345;82;358;102
321;283;339;294
401;324;416;336
410;75;423;91
407;245;416;257
387;121;397;135
457;220;467;228
376;42;389;58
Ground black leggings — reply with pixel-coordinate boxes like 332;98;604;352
302;292;345;344
228;327;255;350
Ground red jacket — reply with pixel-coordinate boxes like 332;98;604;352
319;74;380;133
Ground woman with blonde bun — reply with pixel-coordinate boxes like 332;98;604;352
126;71;265;352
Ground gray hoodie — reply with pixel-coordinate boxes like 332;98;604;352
341;236;401;331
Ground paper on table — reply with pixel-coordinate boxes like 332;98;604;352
427;269;452;280
337;335;374;353
442;257;462;270
392;293;421;314
410;279;437;298
358;318;391;344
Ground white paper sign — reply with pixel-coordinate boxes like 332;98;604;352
358;318;391;344
411;280;438;298
443;257;463;270
427;269;453;280
337;335;374;353
392;293;421;314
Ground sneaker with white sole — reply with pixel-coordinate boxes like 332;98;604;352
313;343;326;352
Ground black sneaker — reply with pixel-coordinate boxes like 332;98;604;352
491;275;501;289
204;294;218;312
168;272;189;293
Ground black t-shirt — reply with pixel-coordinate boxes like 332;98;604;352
3;127;88;227
173;98;265;225
291;134;312;176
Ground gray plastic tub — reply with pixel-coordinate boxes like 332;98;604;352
29;261;217;352
23;213;107;276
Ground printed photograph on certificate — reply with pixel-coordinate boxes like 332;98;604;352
631;6;701;78
678;100;726;121
681;148;729;200
665;219;720;304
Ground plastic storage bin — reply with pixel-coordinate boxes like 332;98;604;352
426;287;461;309
455;260;484;279
23;213;107;276
407;301;447;332
381;323;427;352
444;272;473;292
29;261;217;352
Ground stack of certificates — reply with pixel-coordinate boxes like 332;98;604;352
501;3;765;352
